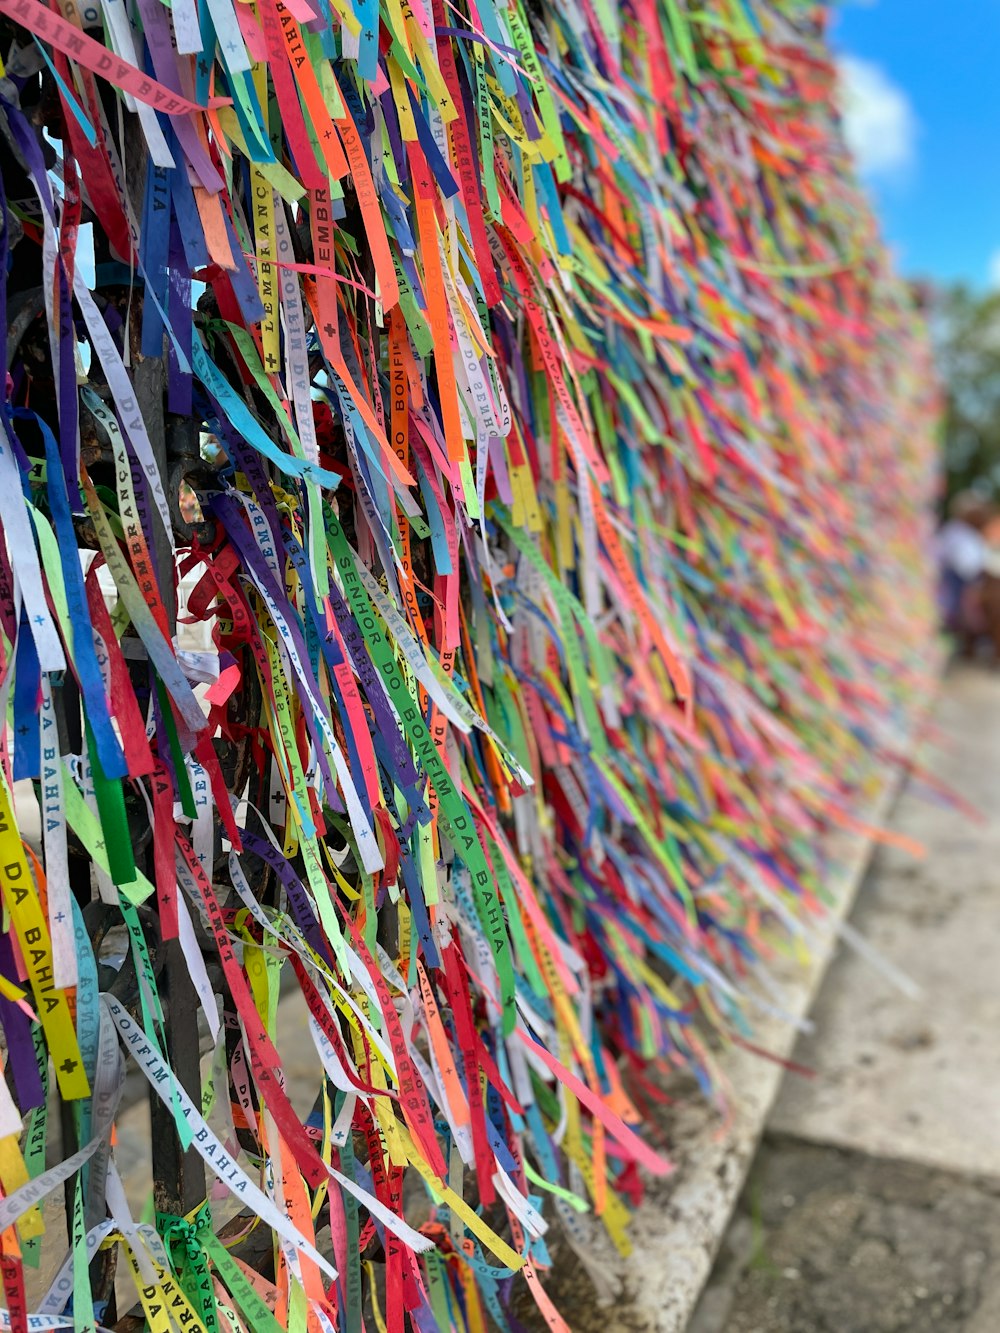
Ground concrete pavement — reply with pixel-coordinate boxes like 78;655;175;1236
691;662;1000;1331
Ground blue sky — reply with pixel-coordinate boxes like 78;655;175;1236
831;0;1000;288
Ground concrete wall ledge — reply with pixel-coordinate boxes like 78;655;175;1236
532;680;940;1333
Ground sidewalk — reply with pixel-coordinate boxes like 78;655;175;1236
690;662;1000;1332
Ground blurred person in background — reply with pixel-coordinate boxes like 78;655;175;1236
979;506;1000;660
935;491;986;652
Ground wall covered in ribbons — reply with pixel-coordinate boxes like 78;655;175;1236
0;0;936;1326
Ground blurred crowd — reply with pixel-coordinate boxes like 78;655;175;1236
936;492;1000;656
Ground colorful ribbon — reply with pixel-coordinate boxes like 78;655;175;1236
0;0;936;1327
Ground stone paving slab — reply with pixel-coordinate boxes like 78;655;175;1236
769;662;1000;1177
689;1136;1000;1333
690;661;1000;1332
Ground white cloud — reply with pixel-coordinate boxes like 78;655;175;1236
836;55;917;183
989;249;1000;290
